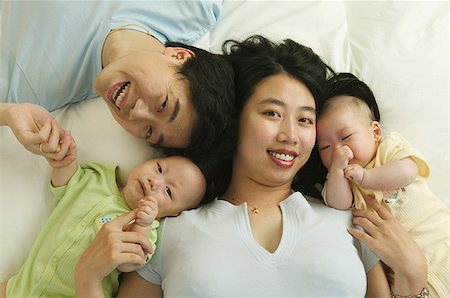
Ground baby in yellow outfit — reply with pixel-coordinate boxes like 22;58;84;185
316;73;450;297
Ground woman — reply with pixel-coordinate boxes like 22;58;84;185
75;36;428;297
0;1;235;160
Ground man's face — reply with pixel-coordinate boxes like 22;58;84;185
95;48;197;148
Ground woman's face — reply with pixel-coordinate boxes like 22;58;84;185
234;73;317;187
95;47;197;148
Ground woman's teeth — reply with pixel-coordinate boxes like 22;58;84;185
269;151;294;162
112;82;130;109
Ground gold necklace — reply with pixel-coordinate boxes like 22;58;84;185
229;198;260;215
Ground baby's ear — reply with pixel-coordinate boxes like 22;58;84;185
371;121;382;141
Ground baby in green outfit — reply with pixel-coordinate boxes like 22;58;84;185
2;120;206;298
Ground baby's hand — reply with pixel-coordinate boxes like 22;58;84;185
46;131;77;168
135;196;158;228
331;145;354;170
117;198;157;272
344;164;365;185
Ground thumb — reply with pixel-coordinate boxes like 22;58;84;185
35;118;53;142
21;118;52;146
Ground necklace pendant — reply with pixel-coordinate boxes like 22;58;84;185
251;207;260;215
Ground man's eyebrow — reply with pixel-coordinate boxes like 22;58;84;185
170;99;180;122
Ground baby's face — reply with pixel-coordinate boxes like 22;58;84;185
122;156;206;218
317;96;381;170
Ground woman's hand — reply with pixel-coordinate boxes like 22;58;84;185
348;195;428;295
75;210;153;298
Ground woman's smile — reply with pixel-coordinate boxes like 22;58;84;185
268;149;297;168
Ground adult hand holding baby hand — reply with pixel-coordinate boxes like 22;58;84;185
1;103;64;156
75;210;153;296
135;197;159;227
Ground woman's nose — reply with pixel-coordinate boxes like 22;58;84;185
278;120;299;144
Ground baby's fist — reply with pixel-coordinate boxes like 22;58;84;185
344;164;365;185
135;197;158;227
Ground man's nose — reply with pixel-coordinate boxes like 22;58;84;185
129;98;153;121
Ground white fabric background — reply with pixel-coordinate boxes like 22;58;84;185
1;1;449;282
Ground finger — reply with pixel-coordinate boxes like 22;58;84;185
347;227;378;249
46;119;62;152
36;118;53;143
352;216;380;238
47;131;72;160
137;206;154;216
363;195;393;220
105;210;137;230
143;196;158;205
114;252;148;268
117;231;153;254
117;242;147;259
139;200;157;210
66;134;78;158
352;208;383;227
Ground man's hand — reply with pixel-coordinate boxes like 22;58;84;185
4;103;65;157
45;130;77;168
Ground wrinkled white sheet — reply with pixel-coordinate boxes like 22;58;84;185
1;1;449;281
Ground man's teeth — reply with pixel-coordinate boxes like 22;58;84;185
114;83;130;108
270;151;294;161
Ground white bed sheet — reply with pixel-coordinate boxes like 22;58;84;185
1;0;449;282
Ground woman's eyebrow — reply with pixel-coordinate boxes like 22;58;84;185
259;98;316;112
259;98;284;106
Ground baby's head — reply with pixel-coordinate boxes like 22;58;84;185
122;156;206;218
317;73;382;170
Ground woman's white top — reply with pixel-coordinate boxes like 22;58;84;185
138;192;378;297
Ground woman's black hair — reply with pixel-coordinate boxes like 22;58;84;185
161;42;236;204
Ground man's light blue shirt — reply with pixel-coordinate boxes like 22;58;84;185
0;1;221;111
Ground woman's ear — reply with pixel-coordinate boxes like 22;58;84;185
163;47;195;63
371;121;382;142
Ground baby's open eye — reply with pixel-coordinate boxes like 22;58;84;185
165;186;172;199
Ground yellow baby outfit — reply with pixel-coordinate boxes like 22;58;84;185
323;132;450;297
